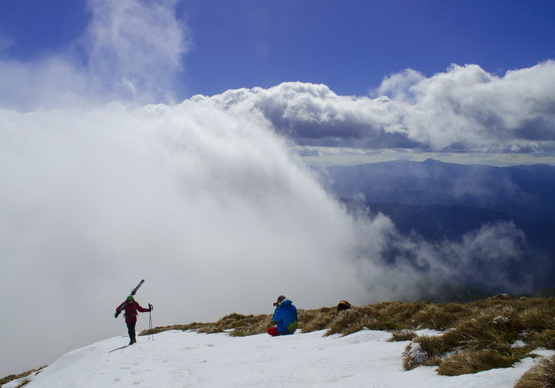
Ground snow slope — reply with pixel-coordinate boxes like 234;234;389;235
20;329;553;388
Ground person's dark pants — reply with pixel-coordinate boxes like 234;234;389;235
127;321;137;344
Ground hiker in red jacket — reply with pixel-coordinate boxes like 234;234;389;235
115;295;152;345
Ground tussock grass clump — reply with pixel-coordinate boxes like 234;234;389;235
141;314;273;337
403;342;428;370
402;335;445;370
388;330;417;342
376;301;427;327
326;306;375;335
520;308;555;331
528;329;555;350
437;349;516;376
325;305;399;335
297;307;336;332
141;322;205;335
515;355;555;388
440;311;521;353
197;313;272;336
411;304;460;330
0;366;46;387
414;335;446;359
400;296;555;375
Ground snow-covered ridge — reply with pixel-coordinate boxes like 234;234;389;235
14;329;552;388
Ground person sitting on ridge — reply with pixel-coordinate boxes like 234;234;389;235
267;295;298;336
115;295;152;345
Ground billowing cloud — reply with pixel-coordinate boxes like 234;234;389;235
197;82;416;149
198;61;555;153
398;63;555;151
0;101;366;374
0;0;188;110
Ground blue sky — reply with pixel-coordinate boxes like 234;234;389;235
179;0;555;98
1;0;554;99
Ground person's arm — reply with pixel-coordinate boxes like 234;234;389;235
272;306;282;323
135;302;151;313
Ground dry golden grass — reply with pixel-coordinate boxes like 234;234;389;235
0;366;46;387
388;329;417;342
437;349;517;376
402;335;445;370
297;307;336;332
531;329;555;349
140;294;555;378
197;313;273;336
411;304;460;330
515;355;555;388
141;313;273;337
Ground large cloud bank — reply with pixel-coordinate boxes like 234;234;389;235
0;100;368;374
202;61;555;153
0;0;548;376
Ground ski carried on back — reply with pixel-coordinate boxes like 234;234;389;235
130;279;145;296
115;279;145;317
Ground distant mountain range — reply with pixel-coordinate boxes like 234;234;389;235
317;159;555;294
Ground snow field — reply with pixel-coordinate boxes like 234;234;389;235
25;329;554;388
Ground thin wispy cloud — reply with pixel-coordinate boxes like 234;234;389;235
85;0;188;102
0;0;188;110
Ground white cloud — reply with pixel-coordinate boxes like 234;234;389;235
0;101;364;375
400;63;555;150
375;68;425;102
199;61;555;153
0;55;92;109
0;0;188;110
85;0;189;102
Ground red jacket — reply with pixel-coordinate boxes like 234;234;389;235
116;300;150;324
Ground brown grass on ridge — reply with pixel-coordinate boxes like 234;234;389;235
134;295;553;377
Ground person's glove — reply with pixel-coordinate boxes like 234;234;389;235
148;303;153;311
114;311;120;318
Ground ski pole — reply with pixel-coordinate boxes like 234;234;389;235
148;303;154;341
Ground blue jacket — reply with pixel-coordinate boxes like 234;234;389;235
272;299;298;335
